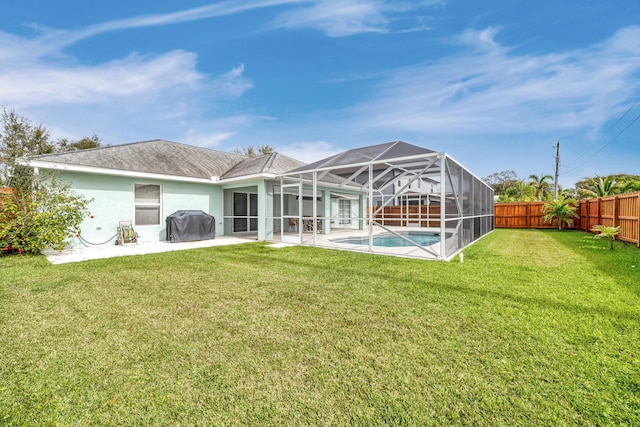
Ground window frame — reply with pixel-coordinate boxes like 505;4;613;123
133;183;162;227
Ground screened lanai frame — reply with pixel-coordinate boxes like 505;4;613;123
277;141;494;260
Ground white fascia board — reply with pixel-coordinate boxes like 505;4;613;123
25;160;220;185
215;173;276;184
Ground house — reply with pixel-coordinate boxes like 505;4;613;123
24;139;493;260
24;139;366;248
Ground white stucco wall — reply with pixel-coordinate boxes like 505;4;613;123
54;171;223;247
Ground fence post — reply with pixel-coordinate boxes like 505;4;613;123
577;201;583;230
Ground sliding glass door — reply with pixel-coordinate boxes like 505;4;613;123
233;192;258;232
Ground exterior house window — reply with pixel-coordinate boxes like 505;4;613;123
134;184;161;226
338;199;351;225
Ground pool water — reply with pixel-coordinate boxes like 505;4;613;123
332;232;440;247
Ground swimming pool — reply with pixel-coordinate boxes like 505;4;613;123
331;231;440;247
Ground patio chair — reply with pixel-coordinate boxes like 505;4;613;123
288;218;299;232
305;219;321;232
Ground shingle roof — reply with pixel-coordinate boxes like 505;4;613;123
29;139;293;180
222;152;306;179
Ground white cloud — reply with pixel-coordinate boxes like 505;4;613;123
353;26;640;136
272;0;442;37
0;2;269;147
454;27;503;53
273;0;389;36
211;64;254;97
0;40;256;146
36;0;307;50
0;50;206;108
182;131;237;148
277;140;343;163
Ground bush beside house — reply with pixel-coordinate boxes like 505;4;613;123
0;180;90;254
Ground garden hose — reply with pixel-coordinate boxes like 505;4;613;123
76;232;118;246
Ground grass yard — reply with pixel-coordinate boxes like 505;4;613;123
1;229;639;425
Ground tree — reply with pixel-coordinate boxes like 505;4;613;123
591;225;621;250
527;173;553;201
541;197;579;230
0;176;91;253
574;174;640;199
617;176;640;194
57;134;102;151
499;181;536;202
621;180;640;193
1;109;102;191
584;175;619;198
482;170;519;195
0;108;55;190
560;187;578;200
233;145;274;158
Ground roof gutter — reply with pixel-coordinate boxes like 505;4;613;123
216;173;277;184
23;159;284;186
23;160;224;185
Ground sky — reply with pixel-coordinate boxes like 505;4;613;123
1;0;639;188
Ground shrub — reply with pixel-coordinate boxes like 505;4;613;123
541;197;579;230
591;224;621;250
0;179;90;254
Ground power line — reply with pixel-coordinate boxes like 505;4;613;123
563;98;640;168
562;109;640;175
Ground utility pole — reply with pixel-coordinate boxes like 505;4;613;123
553;141;560;200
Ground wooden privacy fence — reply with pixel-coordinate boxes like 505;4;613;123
494;192;640;247
494;202;555;229
370;205;441;227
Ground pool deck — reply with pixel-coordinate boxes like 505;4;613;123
42;236;255;264
278;226;445;260
42;226;450;264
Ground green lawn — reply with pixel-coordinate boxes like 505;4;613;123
1;229;639;425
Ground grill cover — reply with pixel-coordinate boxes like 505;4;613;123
166;210;215;242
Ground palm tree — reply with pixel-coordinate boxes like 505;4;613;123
620;180;640;194
528;174;553;201
585;176;619;198
541;197;579;230
504;180;536;202
591;225;621;250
